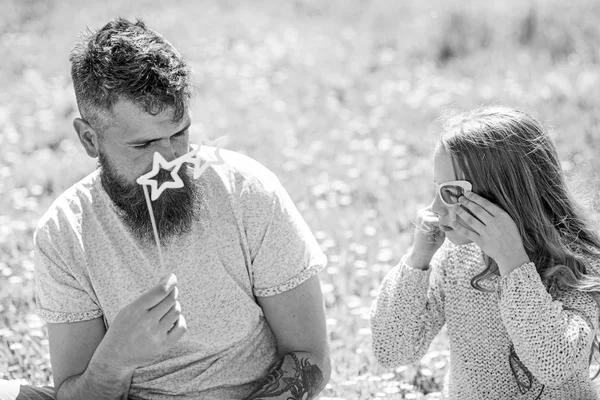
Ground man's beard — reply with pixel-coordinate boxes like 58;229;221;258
98;151;199;244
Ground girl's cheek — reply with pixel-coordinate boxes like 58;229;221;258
430;195;447;216
450;205;470;226
449;205;459;221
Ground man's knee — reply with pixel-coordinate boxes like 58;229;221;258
0;382;56;400
17;385;56;400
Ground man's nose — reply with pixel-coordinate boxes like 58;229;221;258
155;138;184;161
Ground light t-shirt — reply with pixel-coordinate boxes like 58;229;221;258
33;148;327;400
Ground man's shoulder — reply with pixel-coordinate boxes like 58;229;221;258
204;148;282;196
35;170;100;235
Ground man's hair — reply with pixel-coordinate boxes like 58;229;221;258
70;18;194;134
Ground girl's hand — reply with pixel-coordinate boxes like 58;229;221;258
407;205;446;269
449;191;530;276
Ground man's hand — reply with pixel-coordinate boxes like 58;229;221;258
95;273;188;375
52;274;187;400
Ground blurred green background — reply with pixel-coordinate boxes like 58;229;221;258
1;0;599;398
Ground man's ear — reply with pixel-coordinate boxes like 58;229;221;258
73;118;100;158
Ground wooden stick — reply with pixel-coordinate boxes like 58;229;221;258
142;184;166;272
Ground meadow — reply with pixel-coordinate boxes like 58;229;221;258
1;0;599;398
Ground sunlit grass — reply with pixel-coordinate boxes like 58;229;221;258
1;0;600;398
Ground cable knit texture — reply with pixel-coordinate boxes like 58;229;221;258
371;241;600;399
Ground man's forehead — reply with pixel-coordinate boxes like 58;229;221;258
112;99;179;125
106;99;189;139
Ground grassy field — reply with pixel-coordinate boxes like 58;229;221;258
1;0;600;398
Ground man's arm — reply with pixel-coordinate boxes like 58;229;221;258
246;275;331;400
47;274;187;400
48;318;133;399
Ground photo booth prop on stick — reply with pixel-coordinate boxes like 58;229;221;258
136;136;227;270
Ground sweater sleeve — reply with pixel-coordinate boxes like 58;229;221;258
370;244;449;367
498;260;600;388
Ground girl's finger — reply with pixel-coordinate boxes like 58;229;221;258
418;219;440;235
453;204;486;233
457;197;493;225
464;191;502;217
449;216;480;241
421;215;440;226
418;209;440;224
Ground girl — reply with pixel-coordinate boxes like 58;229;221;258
371;106;600;399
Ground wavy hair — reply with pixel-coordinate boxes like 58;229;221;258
438;106;600;369
70;18;194;134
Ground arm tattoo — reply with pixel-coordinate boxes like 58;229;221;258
246;352;325;400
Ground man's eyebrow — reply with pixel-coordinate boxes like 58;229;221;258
126;121;192;145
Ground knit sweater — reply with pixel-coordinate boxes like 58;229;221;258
371;241;600;399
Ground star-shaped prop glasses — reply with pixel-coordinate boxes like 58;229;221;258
186;136;227;180
135;135;227;271
136;152;186;201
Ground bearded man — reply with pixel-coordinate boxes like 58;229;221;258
9;17;330;400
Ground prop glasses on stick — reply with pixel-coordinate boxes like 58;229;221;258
135;136;227;271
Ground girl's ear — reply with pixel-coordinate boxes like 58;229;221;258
73;118;100;158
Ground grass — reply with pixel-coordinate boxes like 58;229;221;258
1;0;600;398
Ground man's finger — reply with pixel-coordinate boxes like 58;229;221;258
159;301;183;331
136;274;178;310
149;286;178;320
167;315;188;343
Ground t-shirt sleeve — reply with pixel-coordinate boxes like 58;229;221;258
246;175;327;297
34;224;103;323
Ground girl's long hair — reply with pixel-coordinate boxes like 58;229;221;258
438;106;600;370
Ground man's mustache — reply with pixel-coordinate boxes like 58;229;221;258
99;154;198;244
